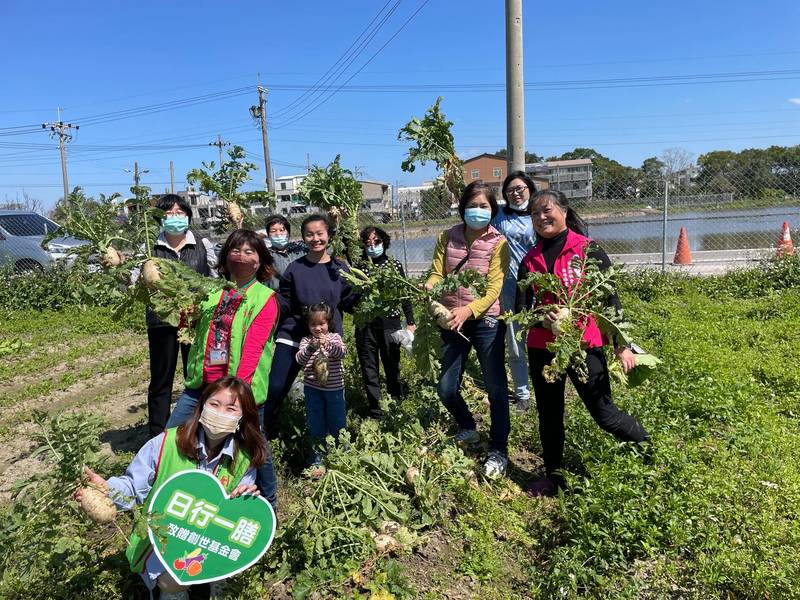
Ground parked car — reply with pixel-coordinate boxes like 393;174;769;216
0;210;88;271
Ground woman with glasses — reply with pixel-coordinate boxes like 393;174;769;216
491;172;537;412
145;194;218;439
164;228;281;506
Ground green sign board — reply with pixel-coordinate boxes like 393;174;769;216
147;470;276;585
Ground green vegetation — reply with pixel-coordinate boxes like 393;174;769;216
0;257;799;598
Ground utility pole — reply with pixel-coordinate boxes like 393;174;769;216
306;153;311;174
505;0;525;175
125;162;149;188
250;86;276;195
169;160;175;194
209;134;230;169
42;108;79;206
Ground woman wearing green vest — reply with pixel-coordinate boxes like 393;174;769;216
165;229;280;504
76;376;267;599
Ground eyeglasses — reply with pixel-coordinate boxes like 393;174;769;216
164;210;186;216
507;185;528;196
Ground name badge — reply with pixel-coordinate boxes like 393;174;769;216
208;348;228;366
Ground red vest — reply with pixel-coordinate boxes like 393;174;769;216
440;224;503;317
520;229;605;349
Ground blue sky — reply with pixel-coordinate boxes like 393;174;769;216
1;0;799;208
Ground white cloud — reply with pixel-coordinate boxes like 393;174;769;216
789;98;800;105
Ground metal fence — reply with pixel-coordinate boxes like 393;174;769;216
375;168;800;275
1;168;799;275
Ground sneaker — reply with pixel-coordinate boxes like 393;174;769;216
453;428;480;445
483;451;508;479
526;476;556;498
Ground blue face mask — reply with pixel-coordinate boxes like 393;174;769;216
464;207;492;230
269;234;289;249
366;244;384;258
163;215;189;235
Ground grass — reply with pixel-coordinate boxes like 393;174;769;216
1;263;800;598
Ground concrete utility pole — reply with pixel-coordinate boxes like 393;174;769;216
254;86;276;195
209;134;230;169
125;162;149;188
169;160;175;194
505;0;525;175
42;108;79;206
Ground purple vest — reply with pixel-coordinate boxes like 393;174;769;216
440;224;503;317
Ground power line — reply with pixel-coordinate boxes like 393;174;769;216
270;0;400;120
270;0;433;130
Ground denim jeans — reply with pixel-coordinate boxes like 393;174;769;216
164;387;278;509
501;287;531;402
438;317;510;454
304;385;346;463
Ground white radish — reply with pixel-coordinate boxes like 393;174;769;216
428;301;453;328
405;466;420;486
79;486;117;523
374;534;401;554
548;307;571;335
141;260;161;289
101;246;123;268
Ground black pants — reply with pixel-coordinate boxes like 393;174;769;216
529;347;648;478
262;342;303;440
355;325;403;410
147;326;190;439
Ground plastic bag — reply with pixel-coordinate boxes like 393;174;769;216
390;329;415;355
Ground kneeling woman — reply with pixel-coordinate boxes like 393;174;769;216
76;377;268;597
516;190;649;496
426;180;511;479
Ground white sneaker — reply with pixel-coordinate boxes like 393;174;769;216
453;428;480;445
484;451;508;479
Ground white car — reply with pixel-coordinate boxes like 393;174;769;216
0;210;88;271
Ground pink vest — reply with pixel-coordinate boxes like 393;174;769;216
440;224;503;317
520;229;605;349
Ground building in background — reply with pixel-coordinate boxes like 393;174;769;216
526;159;592;200
462;153;507;197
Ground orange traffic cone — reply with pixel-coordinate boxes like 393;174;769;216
776;221;795;256
673;226;693;265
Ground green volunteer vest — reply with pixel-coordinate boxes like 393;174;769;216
125;427;252;573
184;281;276;404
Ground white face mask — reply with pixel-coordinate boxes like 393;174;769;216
513;199;529;211
199;405;241;442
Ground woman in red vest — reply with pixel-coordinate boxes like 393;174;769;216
516;190;649;497
426;181;511;479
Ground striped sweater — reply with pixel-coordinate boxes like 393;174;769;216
296;333;347;390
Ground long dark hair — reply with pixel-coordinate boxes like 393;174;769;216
217;229;275;283
501;171;537;202
458;180;499;220
360;226;391;250
531;189;588;236
176;376;268;468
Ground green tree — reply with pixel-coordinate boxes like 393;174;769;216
495;148;543;164
549;147;638;198
639;156;665;198
398;97;463;200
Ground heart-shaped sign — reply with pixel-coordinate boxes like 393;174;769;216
147;470;276;585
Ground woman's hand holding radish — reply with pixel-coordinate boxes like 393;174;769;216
74;466;108;502
449;306;473;331
614;346;636;374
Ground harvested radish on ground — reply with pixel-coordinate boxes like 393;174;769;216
405;467;420;486
79;486;117;523
379;520;401;535
428;301;453;328
374;534;401;554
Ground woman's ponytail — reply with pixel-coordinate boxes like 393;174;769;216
565;207;588;237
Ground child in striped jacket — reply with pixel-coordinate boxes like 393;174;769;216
296;301;347;476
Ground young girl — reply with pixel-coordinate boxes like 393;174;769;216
516;189;649;497
296;301;348;475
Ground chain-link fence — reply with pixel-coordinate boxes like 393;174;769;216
379;167;800;275
1;166;799;275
